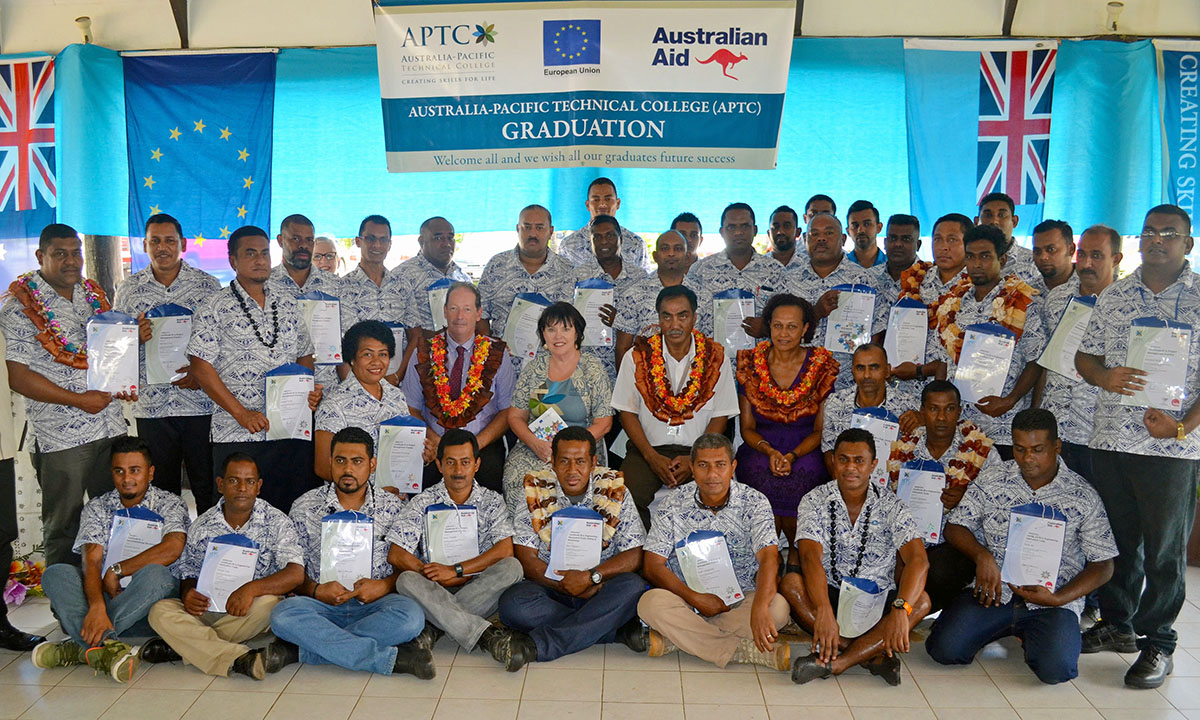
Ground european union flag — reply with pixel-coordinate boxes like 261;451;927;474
543;20;601;66
124;53;275;279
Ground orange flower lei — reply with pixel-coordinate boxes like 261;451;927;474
647;330;708;424
933;275;1036;363
430;333;492;419
751;341;834;406
898;260;934;302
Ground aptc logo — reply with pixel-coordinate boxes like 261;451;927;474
400;22;496;47
543;20;601;66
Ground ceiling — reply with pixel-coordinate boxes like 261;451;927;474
0;0;1196;54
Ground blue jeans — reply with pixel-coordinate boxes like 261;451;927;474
270;594;424;674
41;563;178;647
926;590;1081;684
498;573;647;662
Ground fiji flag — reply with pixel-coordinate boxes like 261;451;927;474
124;53;275;279
0;56;55;289
543;20;601;66
904;40;1058;237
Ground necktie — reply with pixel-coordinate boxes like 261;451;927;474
449;346;466;400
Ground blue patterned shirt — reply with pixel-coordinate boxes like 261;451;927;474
476;248;575;372
113;261;223;419
1039;274;1098;445
393;253;471;331
289;483;406;582
0;275;126;453
175;498;304;581
265;264;343;389
186;280;314;443
820;382;920;453
73;486;190;555
315;375;410;445
685;250;787;338
644;480;777;596
559;224;653;274
338;264;406;329
612;272;707;337
512;471;646;565
1078;264;1200;459
388;481;513;560
572;259;647;383
947;459;1117;615
796;481;921;592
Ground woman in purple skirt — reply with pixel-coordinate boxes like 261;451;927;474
735;294;839;571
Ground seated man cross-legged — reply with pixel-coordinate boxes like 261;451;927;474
925;409;1117;685
391;429;527;671
37;437;188;682
146;453;304;679
271;426;433;679
498;426;649;662
637;433;792;670
782;428;931;686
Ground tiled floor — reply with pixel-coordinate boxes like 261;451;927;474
1;567;1198;720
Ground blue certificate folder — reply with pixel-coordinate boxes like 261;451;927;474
145;303;192;319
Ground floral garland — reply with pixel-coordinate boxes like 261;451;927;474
3;545;45;606
886;421;995;488
632;330;725;426
933;274;1036;363
897;260;934;302
735;341;839;423
524;468;626;548
422;333;501;426
8;272;108;369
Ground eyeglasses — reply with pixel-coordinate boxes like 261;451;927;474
1140;228;1183;241
313;252;338;261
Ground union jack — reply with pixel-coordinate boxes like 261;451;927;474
0;58;55;213
976;49;1056;206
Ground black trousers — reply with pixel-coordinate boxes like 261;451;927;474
1091;449;1199;653
421;439;505;494
137;416;214;512
925;542;976;613
0;458;15;621
212;439;316;514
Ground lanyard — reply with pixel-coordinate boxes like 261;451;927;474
1137;282;1186;322
828;496;873;584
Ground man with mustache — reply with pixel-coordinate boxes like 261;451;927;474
558;177;652;273
35;437;188;682
269;426;432;678
390;429;528;670
671;212;704;269
113;213;222;510
817;343;920;471
1075;205;1200;688
768;205;805;271
976;192;1046;294
846;200;887;269
1031;219;1077;293
613;230;702;373
2;224;130;566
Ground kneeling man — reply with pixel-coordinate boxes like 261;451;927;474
926;409;1116;685
782;428;930;686
271;427;432;678
146;454;304;679
37;437;188;682
391;429;527;670
498;426;648;661
638;433;791;670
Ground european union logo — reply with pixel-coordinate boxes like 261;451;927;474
543;20;601;66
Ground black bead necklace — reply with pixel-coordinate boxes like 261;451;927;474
231;282;279;349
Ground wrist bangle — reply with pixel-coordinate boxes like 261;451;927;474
756;440;769;451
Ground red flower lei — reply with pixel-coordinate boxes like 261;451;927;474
736;342;838;423
8;272;109;369
647;330;708;422
430;333;492;419
752;342;831;405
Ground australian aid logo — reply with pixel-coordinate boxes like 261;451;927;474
650;26;767;80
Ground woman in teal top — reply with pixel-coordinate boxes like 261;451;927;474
503;303;614;510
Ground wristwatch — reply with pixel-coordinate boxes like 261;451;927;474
454;563;464;578
892;597;913;616
915;364;924;379
107;562;123;579
589;568;603;585
1177;421;1188;441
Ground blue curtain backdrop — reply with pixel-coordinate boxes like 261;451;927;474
46;38;1165;244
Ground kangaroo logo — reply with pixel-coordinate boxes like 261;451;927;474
697;49;748;80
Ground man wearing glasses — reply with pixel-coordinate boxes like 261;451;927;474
339;214;405;331
1075;204;1200;689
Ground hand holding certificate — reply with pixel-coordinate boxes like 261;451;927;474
1000;503;1066;592
319;511;374;590
264;363;315;441
850;407;900;489
529;406;568;443
573;279;615;347
824;284;876;354
713;289;755;351
298;291;343;365
895;460;947;544
836;577;888;638
504;293;553;361
87;311;139;394
196;533;260;613
545;506;603;581
954;323;1016;405
144;303;192;385
424;504;480;565
1121;317;1192;410
675;530;743;605
104;507;165;588
1037;296;1095;381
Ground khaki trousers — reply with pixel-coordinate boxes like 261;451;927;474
638;588;790;668
148;595;281;676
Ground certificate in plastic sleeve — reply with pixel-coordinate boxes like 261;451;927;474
883;298;928;366
1000;503;1067;591
544;506;603;581
196;533;260;613
849;406;900;489
376;414;426;493
824;284;876;355
953;323;1016;405
264;363;315;441
674;529;743;605
503;292;553;361
1037;296;1095;381
297;290;343;366
427;277;452;330
424;503;480;565
895;459;947;544
86;311;139;394
836;576;888;638
144;303;192;385
573;279;615;347
319;510;373;590
383;321;406;376
103;506;165;588
713;288;755;351
1122;317;1192;411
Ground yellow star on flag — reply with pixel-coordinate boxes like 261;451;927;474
150;148;163;161
219;226;232;239
149;204;161;215
193;119;205;133
219;127;232;140
237;148;249;162
169;127;181;141
237;205;248;219
143;175;156;189
194;233;206;247
242;176;254;189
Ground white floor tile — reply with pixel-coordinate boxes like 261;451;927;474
677;651;754;672
360;669;448;698
0;656;72;686
1098;710;1188;720
602;669;682;704
264;693;358;720
440;664;526;700
913;675;1010;709
759;667;846;707
684;704;768;720
600;702;685;720
349;697;437;720
680;671;765;705
131;663;214;691
837;671;927;708
769;706;852;720
58;661;149;688
522;667;602;701
1159;673;1200;709
432;698;518;720
181;690;279;720
1016;711;1104;720
97;689;200;720
849;709;936;720
0;685;45;720
605;646;679;671
281;664;370;696
17;685;123;720
517;700;602;720
1070;673;1173;709
988;672;1091;709
935;710;1020;720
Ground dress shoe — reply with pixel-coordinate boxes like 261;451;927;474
0;623;45;652
1081;621;1138;654
260;639;299;673
1125;646;1173;689
864;654;902;686
791;653;834;684
616;618;649;653
393;641;436;679
139;637;182;664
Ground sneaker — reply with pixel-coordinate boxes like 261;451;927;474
31;639;87;669
729;637;791;671
231;649;266;680
392;641;436;679
84;640;140;683
1081;621;1139;654
647;629;677;658
476;626;535;672
260;639;299;673
616;618;649;653
1125;646;1173;689
413;623;444;653
139;637;182;664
